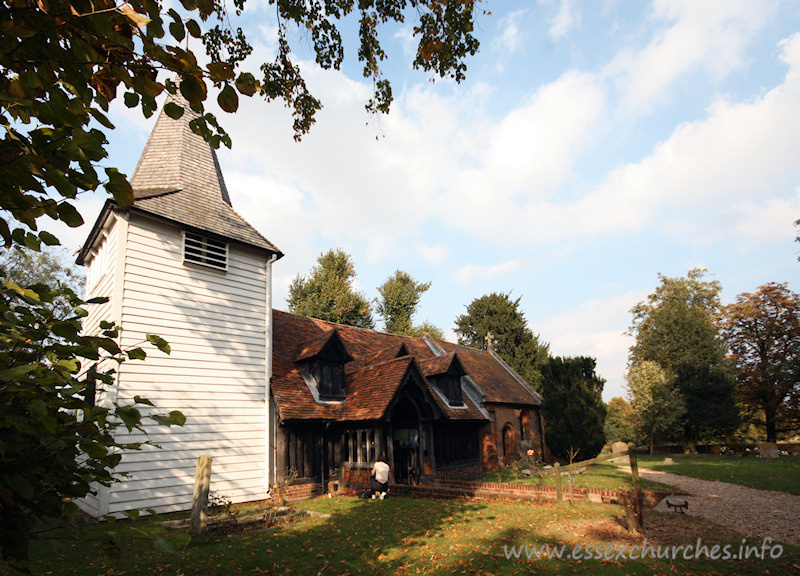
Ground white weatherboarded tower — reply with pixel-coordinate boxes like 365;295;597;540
77;94;282;516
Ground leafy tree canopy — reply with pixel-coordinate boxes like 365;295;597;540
604;397;636;444
720;282;800;442
0;275;184;563
628;268;738;445
0;245;83;317
376;270;442;338
454;292;549;390
625;360;686;454
541;356;607;461
288;248;374;328
1;0;481;251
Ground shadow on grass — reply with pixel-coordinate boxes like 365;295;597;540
16;496;800;576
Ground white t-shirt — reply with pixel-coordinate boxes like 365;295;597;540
373;461;390;483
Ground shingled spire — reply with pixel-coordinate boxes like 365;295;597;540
127;92;281;255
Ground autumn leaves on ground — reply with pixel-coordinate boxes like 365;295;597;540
17;495;800;576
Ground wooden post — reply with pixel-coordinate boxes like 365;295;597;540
554;462;562;501
190;455;212;536
620;489;639;532
568;476;574;508
627;444;643;528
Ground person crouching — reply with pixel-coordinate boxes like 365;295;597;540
370;454;390;500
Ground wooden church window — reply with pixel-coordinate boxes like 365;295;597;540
316;361;345;399
436;375;463;407
183;232;228;271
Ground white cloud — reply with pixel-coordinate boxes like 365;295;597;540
468;33;800;249
452;259;522;285
535;290;645;400
546;0;580;41
394;26;417;61
416;242;450;266
606;0;773;116
493;9;527;53
728;187;800;242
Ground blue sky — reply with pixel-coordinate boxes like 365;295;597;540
52;0;800;401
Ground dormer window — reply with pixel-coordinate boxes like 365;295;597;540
184;231;227;271
436;375;464;407
295;328;353;403
310;360;346;399
421;353;466;408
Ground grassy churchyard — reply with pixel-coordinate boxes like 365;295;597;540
10;496;799;576
7;455;799;575
634;454;800;495
481;460;674;491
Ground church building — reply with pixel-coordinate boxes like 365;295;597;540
76;94;546;516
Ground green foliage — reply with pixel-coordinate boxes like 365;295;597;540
0;273;184;563
720;282;800;442
406;320;445;340
0;245;84;318
376;270;442;338
454;292;549;390
287;249;374;328
603;397;637;444
628;269;739;445
0;0;481;250
541;357;607;462
625;361;686;453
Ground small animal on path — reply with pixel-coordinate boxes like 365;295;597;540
666;499;689;514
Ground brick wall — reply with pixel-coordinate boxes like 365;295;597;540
269;479;324;503
388;479;675;507
485;406;548;468
333;474;677;508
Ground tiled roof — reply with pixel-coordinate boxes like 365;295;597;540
127;93;281;255
295;329;353;363
271;310;541;423
434;340;542;405
419;353;461;377
340;357;414;421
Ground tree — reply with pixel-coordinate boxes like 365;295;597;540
720;283;800;442
540;356;607;461
288;249;374;328
628;269;739;445
454;292;549;390
410;320;445;340
0;245;84;318
0;272;185;563
376;270;443;338
604;397;637;444
625;361;686;455
1;0;482;251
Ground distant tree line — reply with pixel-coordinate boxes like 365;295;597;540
610;268;800;450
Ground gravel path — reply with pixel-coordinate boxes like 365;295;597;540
638;467;800;546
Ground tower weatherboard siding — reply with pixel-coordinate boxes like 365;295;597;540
77;92;281;516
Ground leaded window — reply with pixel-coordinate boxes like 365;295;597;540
436;375;463;407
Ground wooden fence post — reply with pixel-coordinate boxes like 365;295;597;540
190;455;212;536
627;444;643;528
554;462;562;502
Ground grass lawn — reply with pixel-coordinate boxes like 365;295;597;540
634;454;800;495
481;461;674;492
11;496;799;575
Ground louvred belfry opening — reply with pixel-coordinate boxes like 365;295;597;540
183;232;228;271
